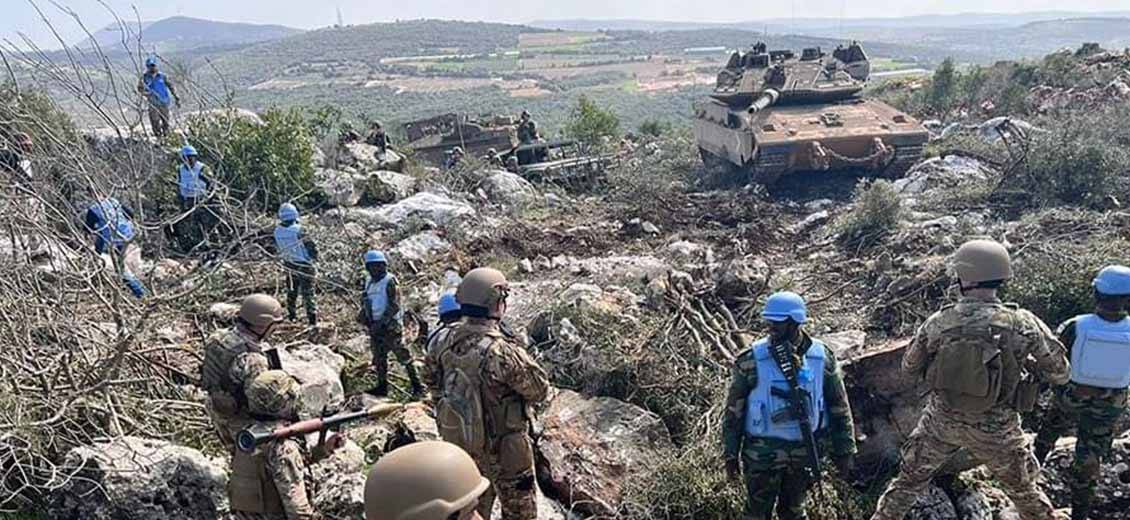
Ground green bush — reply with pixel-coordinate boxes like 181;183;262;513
1004;235;1130;328
564;95;621;149
1020;108;1130;207
638;119;671;137
834;179;903;251
181;108;317;210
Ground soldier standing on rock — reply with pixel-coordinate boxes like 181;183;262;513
516;110;537;144
870;239;1070;520
232;370;343;520
433;267;550;520
202;294;286;446
274;203;318;327
722;291;857;520
1034;265;1130;520
361;250;423;397
365;121;391;155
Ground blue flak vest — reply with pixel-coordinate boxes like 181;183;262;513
1069;314;1130;389
744;339;828;441
366;274;403;324
178;163;208;198
273;223;312;264
90;199;135;253
143;72;172;106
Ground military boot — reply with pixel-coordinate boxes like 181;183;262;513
405;363;425;398
1071;487;1093;520
368;357;390;397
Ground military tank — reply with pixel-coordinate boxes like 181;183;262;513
402;113;517;166
694;42;927;185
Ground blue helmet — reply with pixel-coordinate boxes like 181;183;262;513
761;291;807;324
145;56;158;67
181;145;198;158
278;203;299;222
1093;265;1130;296
437;293;460;316
364;250;387;264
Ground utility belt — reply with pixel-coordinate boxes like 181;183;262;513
1066;381;1128;399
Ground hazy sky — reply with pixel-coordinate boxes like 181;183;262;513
4;0;1129;49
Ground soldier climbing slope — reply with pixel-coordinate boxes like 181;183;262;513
274;203;318;326
722;291;856;520
137;56;180;138
870;239;1070;520
1034;265;1130;520
433;267;549;520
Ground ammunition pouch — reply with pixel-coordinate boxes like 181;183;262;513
498;432;535;478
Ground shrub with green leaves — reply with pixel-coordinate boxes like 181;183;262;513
834;179;903;251
1019;106;1130;207
181;107;317;210
564;95;620;149
1005;236;1130;328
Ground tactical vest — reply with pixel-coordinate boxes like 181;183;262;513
744;339;827;441
273;223;312;264
926;304;1023;413
228;446;284;514
178;163;207;198
143;72;172;105
201;330;256;417
366;275;403;324
90;199;135;251
1069;314;1130;388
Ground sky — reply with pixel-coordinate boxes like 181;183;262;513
4;0;1129;49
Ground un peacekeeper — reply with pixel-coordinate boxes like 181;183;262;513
274;203;318;326
364;441;491;520
137;56;180;138
870;239;1070;520
722;291;856;520
424;293;463;395
361;250;424;397
232;370;343;520
202;294;286;446
85;196;146;298
176;145;215;251
434;267;550;520
1034;265;1130;520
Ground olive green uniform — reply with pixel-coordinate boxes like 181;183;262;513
1034;313;1130;520
870;296;1070;520
722;333;857;520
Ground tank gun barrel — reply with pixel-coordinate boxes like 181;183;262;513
748;89;780;113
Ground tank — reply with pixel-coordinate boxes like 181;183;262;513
694;42;928;184
403;113;518;166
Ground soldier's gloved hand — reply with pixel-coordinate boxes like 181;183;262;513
725;458;741;482
834;455;854;477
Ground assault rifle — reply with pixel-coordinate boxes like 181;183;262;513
769;340;822;482
237;403;408;453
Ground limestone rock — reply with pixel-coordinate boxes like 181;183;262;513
49;437;227;520
360;170;416;205
314;168;361;207
536;390;674;517
480;171;538;205
391;231;451;262
1042;432;1130;518
329;192;475;230
208;302;240;321
311;439;368;519
281;343;345;416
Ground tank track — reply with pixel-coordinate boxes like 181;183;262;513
882;144;925;179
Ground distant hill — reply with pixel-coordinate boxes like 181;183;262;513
78;16;304;54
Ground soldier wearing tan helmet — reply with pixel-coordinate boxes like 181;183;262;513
232;370;341;520
364;441;491;520
201;294;286;448
431;267;549;520
870;239;1069;520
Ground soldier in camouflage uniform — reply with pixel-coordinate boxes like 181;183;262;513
424;292;463;395
1034;265;1130;520
433;268;550;520
871;240;1070;520
231;370;342;520
202;294;286;447
722;291;857;520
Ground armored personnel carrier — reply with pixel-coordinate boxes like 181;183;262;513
403;113;517;166
694;42;927;184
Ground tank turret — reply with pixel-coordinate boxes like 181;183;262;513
711;41;869;107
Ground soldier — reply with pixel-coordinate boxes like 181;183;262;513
202;294;286;446
137;56;180;138
274;203;318;326
364;441;491;520
424;293;463;395
505;156;520;174
722;291;857;520
365;121;391;155
361;250;423;397
483;148;504;168
84;197;146;298
175;145;215;251
433;267;550;520
1034;265;1130;520
0;131;33;182
516;110;537;144
232;370;342;520
446;146;465;170
870;239;1070;520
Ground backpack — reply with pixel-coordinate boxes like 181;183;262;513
436;336;491;457
926;308;1021;414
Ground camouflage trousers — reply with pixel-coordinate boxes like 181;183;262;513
871;403;1058;520
369;323;420;389
475;436;538;520
284;262;316;325
741;459;812;520
1034;383;1128;520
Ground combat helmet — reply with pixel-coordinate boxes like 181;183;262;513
364;441;490;520
952;239;1013;288
456;267;509;312
246;370;302;420
239;294;286;328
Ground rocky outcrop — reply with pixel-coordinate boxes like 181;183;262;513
311;439;368;519
328;192;475;230
391;231;452;262
480;171;538;205
536;390;674;517
360;170;416;204
281;343;346;415
314;168;362;207
49;437;227;520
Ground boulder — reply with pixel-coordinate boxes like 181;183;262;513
49;437;227;520
314;168;362;207
1043;432;1130;518
391;231;452;263
281;343;346;415
568;255;671;286
491;488;576;520
208;302;240;321
343;142;405;171
903;484;958;520
714;256;771;303
894;155;996;199
330;193;475;230
480;171;538;205
536;390;674;517
339;334;370;360
665;240;714;266
789;210;831;234
361;170;416;204
311;439;368;519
